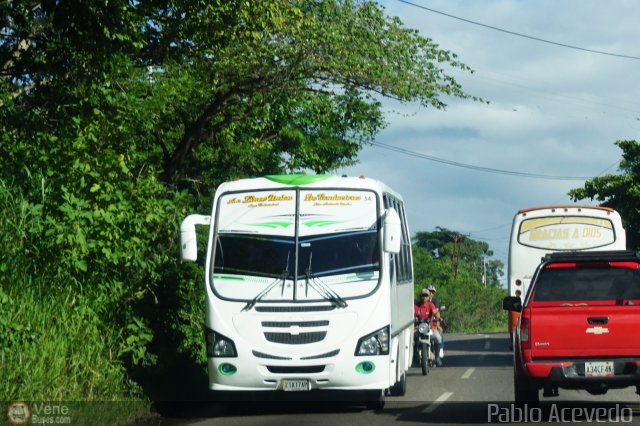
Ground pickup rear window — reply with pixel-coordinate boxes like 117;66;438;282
530;261;640;305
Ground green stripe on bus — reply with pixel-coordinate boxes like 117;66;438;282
302;220;345;227
248;221;292;229
264;175;335;185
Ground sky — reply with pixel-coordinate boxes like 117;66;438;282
341;0;640;285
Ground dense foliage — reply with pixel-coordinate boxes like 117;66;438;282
414;227;503;288
0;181;151;423
1;0;483;413
412;230;506;333
569;140;640;251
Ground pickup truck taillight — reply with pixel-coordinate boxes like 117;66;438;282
518;308;531;349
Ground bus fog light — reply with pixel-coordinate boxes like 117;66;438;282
356;361;376;374
218;363;237;375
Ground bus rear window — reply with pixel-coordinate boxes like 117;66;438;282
518;216;616;250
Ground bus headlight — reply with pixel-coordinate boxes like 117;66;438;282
355;325;390;356
205;327;237;357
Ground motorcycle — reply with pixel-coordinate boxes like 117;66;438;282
414;317;437;376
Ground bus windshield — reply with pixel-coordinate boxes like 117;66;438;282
211;188;380;301
214;230;379;279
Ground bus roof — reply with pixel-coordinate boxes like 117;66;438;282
517;205;615;214
216;174;404;199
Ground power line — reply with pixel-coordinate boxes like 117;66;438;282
474;70;640;118
466;223;512;235
456;159;620;241
396;0;640;61
370;141;596;180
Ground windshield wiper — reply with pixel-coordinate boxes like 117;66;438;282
305;252;347;308
242;251;289;311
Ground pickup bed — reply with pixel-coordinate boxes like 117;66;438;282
503;250;640;404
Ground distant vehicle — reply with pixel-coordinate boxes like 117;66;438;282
503;250;640;404
507;205;626;345
180;174;415;409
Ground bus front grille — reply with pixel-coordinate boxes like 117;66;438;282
255;306;335;312
264;331;327;344
262;320;329;328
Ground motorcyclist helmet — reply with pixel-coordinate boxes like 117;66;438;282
427;284;436;292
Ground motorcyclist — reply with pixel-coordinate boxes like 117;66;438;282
414;288;444;366
427;284;445;359
426;284;440;309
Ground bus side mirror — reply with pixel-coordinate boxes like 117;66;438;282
383;208;401;254
180;214;211;261
502;296;522;312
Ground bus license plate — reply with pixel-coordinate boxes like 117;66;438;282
585;361;614;377
282;379;310;391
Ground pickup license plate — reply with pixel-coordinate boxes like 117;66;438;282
282;379;310;391
584;361;614;377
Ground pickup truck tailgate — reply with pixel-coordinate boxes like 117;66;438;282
529;305;640;358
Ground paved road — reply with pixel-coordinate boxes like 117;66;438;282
150;333;640;425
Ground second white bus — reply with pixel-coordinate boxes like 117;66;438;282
507;205;626;343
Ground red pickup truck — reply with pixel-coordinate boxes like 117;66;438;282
503;250;640;404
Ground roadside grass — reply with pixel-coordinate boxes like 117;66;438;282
0;281;151;424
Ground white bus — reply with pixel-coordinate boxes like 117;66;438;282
507;205;626;343
180;174;415;408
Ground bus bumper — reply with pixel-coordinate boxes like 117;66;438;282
208;356;392;392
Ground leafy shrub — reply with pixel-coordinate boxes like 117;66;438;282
0;180;151;423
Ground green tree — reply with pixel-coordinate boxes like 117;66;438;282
412;243;452;286
2;0;481;188
414;228;503;287
411;242;506;333
412;228;506;333
569;139;640;250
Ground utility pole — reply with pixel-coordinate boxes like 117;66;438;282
482;256;487;287
451;234;463;278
